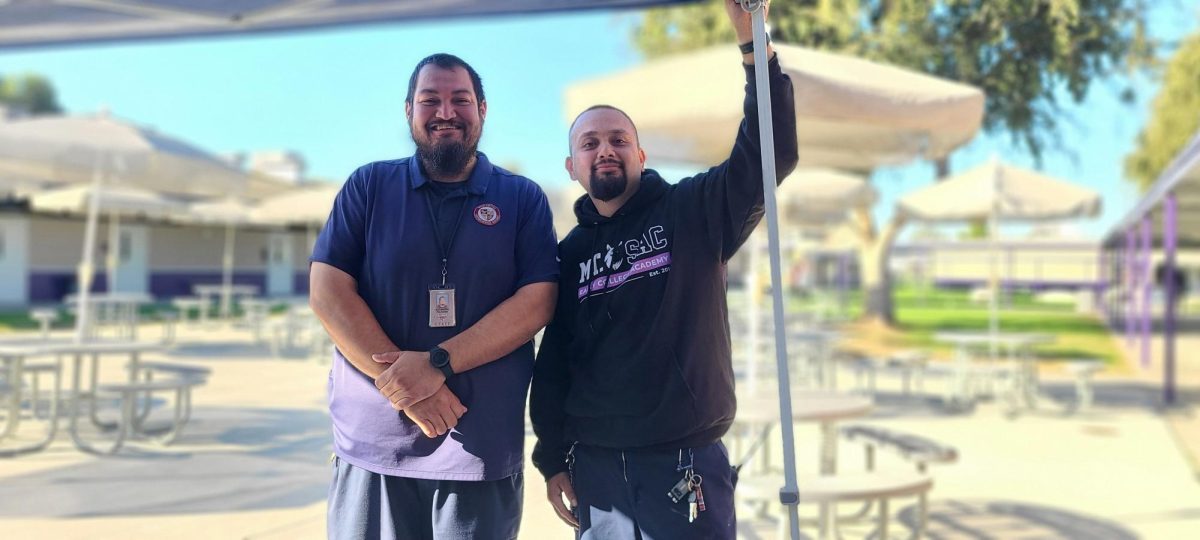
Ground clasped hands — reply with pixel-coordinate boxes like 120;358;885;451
373;350;467;438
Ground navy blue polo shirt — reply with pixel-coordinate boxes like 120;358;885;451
311;152;559;480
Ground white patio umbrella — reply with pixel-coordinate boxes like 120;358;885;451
0;111;248;341
29;184;184;292
778;168;877;226
897;158;1102;357
184;197;260;318
253;182;340;257
565;42;985;171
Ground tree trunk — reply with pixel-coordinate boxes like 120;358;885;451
860;239;895;324
854;207;905;325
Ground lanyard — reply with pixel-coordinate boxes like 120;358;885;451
422;184;471;286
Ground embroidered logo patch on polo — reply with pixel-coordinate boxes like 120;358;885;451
473;203;501;226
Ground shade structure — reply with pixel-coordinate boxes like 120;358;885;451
897;160;1102;223
564;43;985;171
0;0;699;50
184;197;261;318
0;111;249;340
252;183;340;227
777;168;876;226
0;112;248;199
28;184;184;218
1106;129;1200;248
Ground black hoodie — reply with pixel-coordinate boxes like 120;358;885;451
530;55;798;480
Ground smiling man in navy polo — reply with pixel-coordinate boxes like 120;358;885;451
310;53;558;540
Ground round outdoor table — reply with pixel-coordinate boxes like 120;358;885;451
736;389;872;475
734;390;873;540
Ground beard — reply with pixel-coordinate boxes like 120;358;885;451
588;162;629;202
412;121;480;179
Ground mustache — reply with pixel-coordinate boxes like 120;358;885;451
426;120;465;130
592;159;623;171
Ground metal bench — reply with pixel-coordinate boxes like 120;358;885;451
842;425;958;473
93;375;206;454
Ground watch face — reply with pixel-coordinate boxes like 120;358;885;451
431;348;449;367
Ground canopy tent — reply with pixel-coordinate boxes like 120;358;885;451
565;42;985;171
0;0;697;50
0;110;249;340
897;158;1102;359
1101;128;1200;404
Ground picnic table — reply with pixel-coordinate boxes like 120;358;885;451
0;338;174;456
933;331;1055;410
65;292;154;339
734;390;873;539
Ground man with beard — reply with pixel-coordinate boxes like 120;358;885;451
310;53;558;539
529;2;797;538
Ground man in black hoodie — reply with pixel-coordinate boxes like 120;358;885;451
530;1;798;538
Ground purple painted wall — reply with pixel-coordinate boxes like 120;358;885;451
29;272;109;303
293;271;310;295
149;272;267;298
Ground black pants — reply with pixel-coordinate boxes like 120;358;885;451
571;442;736;540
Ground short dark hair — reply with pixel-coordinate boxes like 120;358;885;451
405;53;485;104
568;104;640;154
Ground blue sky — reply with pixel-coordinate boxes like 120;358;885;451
0;5;1196;241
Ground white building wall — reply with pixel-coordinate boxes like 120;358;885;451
0;215;30;305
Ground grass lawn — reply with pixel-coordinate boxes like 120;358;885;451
732;284;1125;369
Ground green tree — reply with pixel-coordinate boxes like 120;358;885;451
634;0;1158;323
0;73;63;115
1125;32;1200;190
635;0;1155;162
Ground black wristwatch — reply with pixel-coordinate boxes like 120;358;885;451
429;346;454;380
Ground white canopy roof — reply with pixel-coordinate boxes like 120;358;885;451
0;0;697;50
184;196;260;225
897;159;1102;223
29;183;184;218
253;182;341;226
777;168;876;226
564;43;985;171
0;111;250;199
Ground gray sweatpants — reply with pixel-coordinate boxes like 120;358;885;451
327;456;523;540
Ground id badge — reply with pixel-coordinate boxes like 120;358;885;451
428;285;456;328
